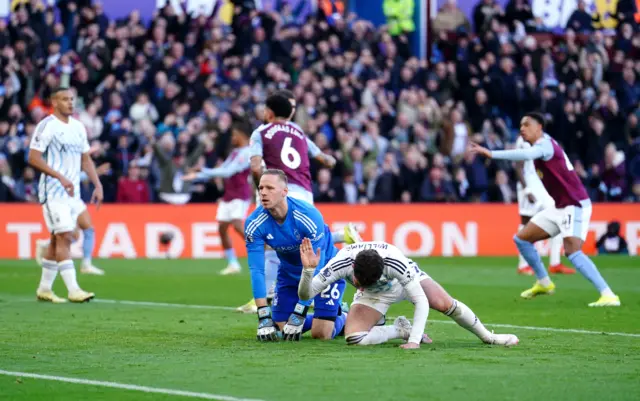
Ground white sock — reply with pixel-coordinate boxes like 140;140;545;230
58;260;80;292
38;259;58;292
549;235;562;266
444;299;493;343
538;276;552;286
517;225;528;269
331;231;345;244
601;287;615;297
82;257;92;266
346;326;400;346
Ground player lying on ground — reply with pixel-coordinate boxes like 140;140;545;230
183;119;254;276
246;169;352;341
28;87;101;303
469;112;620;307
298;239;519;348
237;92;361;314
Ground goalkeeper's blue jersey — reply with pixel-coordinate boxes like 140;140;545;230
245;197;336;300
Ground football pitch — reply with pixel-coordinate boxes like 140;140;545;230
1;256;639;401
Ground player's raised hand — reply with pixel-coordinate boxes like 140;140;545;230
91;185;104;210
400;342;420;350
256;306;279;342
467;142;492;159
300;238;320;270
58;176;74;197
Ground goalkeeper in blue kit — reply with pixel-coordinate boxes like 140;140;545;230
245;169;352;341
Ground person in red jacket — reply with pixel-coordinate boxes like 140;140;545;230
116;164;150;203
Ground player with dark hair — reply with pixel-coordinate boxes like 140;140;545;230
469;112;620;307
298;239;518;348
513;113;573;276
28;87;101;303
183;118;253;274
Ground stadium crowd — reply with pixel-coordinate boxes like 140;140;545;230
0;0;638;204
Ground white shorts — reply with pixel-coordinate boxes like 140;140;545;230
352;270;431;316
216;199;250;222
517;183;554;217
287;183;314;205
42;198;87;234
530;199;592;241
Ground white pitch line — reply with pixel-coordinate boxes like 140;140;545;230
0;370;266;401
92;298;640;338
94;299;236;311
424;319;640;337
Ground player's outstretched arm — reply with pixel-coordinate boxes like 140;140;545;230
469;140;552;162
248;129;264;187
402;281;430;349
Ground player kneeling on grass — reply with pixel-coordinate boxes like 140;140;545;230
246;169;349;342
298;239;519;349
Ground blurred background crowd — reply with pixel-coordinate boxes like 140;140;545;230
0;0;638;205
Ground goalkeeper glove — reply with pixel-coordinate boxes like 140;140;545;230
282;303;309;341
257;306;279;342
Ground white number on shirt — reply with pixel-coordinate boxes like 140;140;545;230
281;137;301;169
320;283;341;300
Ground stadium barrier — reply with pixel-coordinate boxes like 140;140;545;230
1;203;638;259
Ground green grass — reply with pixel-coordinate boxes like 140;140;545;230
1;257;639;401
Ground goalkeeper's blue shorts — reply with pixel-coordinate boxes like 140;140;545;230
271;279;346;322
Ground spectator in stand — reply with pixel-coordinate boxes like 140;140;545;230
313;167;343;203
487;169;514;203
566;0;595;33
596;221;629;255
0;0;636;207
117;164;151;203
598;143;627;202
432;0;471;36
383;0;415;37
473;0;502;35
420;166;455;202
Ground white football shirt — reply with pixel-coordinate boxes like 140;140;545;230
299;241;429;344
30;115;90;203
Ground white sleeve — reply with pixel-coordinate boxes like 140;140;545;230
298;253;351;301
384;250;429;344
403;280;429;344
249;129;263;158
29;119;54;153
535;138;554;161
